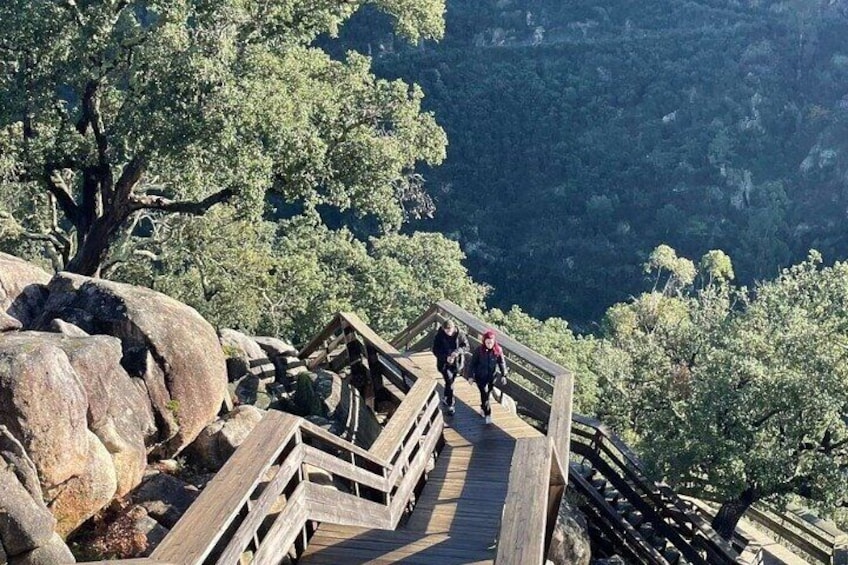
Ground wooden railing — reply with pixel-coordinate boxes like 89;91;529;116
87;312;443;565
570;415;743;564
393;300;575;564
745;504;847;564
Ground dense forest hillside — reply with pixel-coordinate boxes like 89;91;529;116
330;0;848;329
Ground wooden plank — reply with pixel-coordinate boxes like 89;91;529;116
377;354;409;391
299;418;390;468
384;394;441;488
303;445;388;492
746;505;830;563
389;413;445;525
305;483;393;529
495;437;552;565
339;313;428;384
216;443;304;564
504;359;554;396
299;313;342;360
390;303;439;349
152;411;301;564
547;374;574;485
369;378;436;462
252;483;308;565
502;380;551;422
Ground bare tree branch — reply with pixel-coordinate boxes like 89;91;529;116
45;169;79;225
114;154;147;204
751;408;782;429
128;187;235;214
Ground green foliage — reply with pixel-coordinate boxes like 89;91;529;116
115;211;487;344
292;373;325;418
600;246;848;518
0;0;446;273
699;249;735;286
645;244;697;295
336;0;848;329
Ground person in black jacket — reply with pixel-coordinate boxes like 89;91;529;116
469;329;507;424
431;319;469;415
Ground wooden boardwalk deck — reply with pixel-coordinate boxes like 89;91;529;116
301;351;542;564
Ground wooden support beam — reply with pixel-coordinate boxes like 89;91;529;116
495;437;552;565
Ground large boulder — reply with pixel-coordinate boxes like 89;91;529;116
187;405;265;471
0;331;130;536
0;426;42;500
0;253;50;328
0;337;89;490
0;464;55;556
219;329;265;363
1;311;23;332
37;273;227;456
133;472;199;529
314;370;382;449
46;431;117;537
547;499;592;565
251;335;298;358
50;334;155;497
7;533;75;565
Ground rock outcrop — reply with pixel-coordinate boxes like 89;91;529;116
187;405;265;471
0;337;90;491
0;427;74;562
547;499;592;565
0;252;50;329
54;334;155;497
36;273;227;457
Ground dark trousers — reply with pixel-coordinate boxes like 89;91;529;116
438;361;461;406
477;378;494;416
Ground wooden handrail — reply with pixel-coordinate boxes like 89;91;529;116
745;504;848;564
495;437;565;564
569;417;741;564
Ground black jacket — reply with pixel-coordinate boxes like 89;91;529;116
432;327;469;365
470;346;507;383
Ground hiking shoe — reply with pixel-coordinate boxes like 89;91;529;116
447;405;455;416
485;415;492;425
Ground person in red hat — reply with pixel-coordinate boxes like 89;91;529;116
469;329;508;424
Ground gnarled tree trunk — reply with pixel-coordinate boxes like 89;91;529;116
711;486;758;540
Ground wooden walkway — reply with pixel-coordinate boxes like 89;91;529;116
301;351;542;564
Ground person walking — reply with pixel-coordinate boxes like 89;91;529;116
469;329;507;424
431;319;469;415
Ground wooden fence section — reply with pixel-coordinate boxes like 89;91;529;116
745;504;848;565
570;415;742;564
87;312;443;565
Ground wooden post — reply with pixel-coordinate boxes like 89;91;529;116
366;343;384;402
343;325;376;410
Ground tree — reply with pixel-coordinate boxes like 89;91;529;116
604;248;848;539
0;0;446;275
